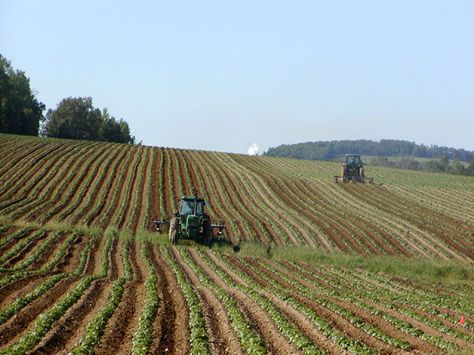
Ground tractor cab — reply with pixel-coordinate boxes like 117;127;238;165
345;154;362;167
179;197;206;216
153;190;232;249
334;154;373;183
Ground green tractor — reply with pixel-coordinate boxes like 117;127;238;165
153;193;226;247
334;154;373;183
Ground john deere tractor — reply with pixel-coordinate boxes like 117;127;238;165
334;154;373;183
153;193;225;246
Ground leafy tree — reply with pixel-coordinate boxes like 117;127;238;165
43;97;134;144
265;139;473;163
43;97;102;140
467;157;474;176
0;55;45;135
99;108;135;144
449;160;465;175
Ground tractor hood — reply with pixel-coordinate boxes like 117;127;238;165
185;215;200;238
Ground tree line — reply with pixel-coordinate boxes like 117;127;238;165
0;54;134;144
265;139;474;176
369;156;474;176
265;139;473;162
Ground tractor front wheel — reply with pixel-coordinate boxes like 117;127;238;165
169;217;179;244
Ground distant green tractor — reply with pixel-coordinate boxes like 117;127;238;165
334;154;373;183
153;193;226;246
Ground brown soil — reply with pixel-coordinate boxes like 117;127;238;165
54;235;86;273
131;147;152;232
263;290;346;354
0;275;78;348
397;303;474;338
161;148;172;215
2;231;48;269
206;250;344;353
0;141;48;178
28;233;69;271
31;238;118;354
2;144;64;201
171;247;244;355
366;301;474;351
182;248;297;354
14;143;91;222
255;258;404;353
270;176;351;252
36;143;107;224
0;228;34;256
204;152;285;245
200;151;276;244
95;147;138;228
95;241;146;355
83;146;131;227
59;145;122;224
330;297;439;353
186;152;247;243
189;151;253;243
0;274;47;307
117;148;144;230
224;254;270;288
297;179;394;255
31;279;112;354
86;236;104;275
346;185;474;260
149;246;190;355
0;274;48;309
148;148;162;223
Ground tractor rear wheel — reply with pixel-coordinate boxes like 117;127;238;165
169;217;179;244
203;218;212;246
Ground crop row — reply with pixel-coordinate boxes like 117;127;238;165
1;135;474;260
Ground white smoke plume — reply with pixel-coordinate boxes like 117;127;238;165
247;143;260;156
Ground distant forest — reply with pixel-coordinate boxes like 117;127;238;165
264;139;474;176
265;139;473;162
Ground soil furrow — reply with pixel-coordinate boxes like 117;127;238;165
31;237;118;354
206;250;343;353
2;232;48;269
181;248;296;354
171;248;245;355
149;246;190;355
0;275;78;347
0;235;100;349
95;241;146;355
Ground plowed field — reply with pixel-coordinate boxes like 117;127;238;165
0;134;473;354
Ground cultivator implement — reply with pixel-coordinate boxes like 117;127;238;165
153;192;239;252
334;154;373;184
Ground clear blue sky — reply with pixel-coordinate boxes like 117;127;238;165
1;1;473;153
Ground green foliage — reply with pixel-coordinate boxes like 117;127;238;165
131;242;159;355
0;273;67;325
42;97;134;144
100;108;135;144
161;247;210;354
237;244;474;285
370;156;474;176
71;277;126;354
183;249;267;354
71;239;130;354
265;139;473;164
0;215;12;226
0;55;45;136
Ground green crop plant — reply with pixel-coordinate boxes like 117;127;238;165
161;247;210;354
131;242;160;355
